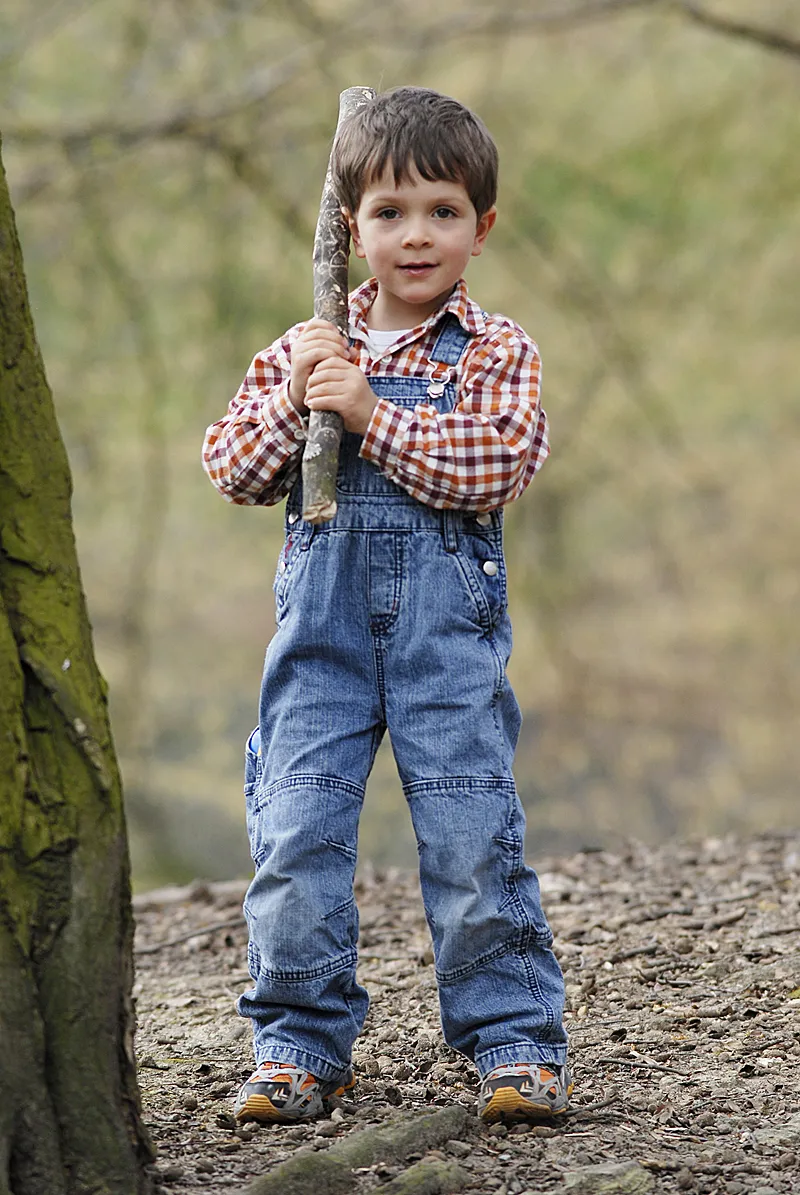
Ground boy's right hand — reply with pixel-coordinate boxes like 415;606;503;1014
288;319;351;412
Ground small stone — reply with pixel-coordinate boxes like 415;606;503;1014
315;1119;339;1137
217;1139;241;1154
564;1161;654;1192
384;1085;403;1106
330;1106;346;1122
752;1112;800;1149
211;1082;232;1097
215;1111;237;1130
677;1169;695;1189
488;1122;508;1137
196;1159;214;1174
510;1123;531;1135
446;1139;472;1157
160;1165;185;1181
182;1095;198;1111
284;1126;309;1141
530;1125;557;1137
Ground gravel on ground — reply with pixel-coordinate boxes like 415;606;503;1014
133;832;800;1194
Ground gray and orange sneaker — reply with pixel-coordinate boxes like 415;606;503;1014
234;1061;355;1124
478;1062;573;1123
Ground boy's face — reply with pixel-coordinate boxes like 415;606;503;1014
345;166;496;329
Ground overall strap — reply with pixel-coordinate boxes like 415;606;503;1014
429;313;474;365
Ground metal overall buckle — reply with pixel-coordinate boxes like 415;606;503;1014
426;363;455;399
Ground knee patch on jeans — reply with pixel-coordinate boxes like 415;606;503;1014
243;775;363;978
406;779;554;982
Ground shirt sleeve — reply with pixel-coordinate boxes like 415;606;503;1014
359;323;549;511
202;325;308;506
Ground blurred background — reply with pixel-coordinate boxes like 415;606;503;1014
2;0;798;889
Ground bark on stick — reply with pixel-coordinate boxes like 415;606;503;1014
301;85;375;524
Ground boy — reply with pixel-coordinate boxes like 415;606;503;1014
202;86;570;1126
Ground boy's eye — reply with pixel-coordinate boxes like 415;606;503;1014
434;207;457;219
377;208;401;220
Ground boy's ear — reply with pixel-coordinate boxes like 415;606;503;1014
471;206;497;257
343;207;367;259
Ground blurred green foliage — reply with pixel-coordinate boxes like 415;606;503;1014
2;0;798;887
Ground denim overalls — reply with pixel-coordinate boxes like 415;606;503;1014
239;315;567;1084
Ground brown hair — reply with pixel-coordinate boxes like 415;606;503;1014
331;87;498;218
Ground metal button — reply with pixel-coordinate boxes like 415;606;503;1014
294;428;306;441
287;512;299;524
278;560;287;573
482;560;498;577
476;513;492;527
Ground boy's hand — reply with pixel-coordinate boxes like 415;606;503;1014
288;318;351;411
305;358;377;437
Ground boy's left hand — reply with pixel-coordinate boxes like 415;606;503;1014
304;357;377;437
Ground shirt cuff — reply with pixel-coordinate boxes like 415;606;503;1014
261;381;308;452
360;398;412;473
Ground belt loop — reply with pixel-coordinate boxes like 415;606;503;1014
441;510;458;554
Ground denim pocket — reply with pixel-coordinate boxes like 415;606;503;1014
244;727;264;864
453;530;508;633
273;531;310;618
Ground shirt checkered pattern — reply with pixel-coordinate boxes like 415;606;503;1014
202;278;548;512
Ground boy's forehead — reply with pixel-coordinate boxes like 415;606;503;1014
361;162;470;201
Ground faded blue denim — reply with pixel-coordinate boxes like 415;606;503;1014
238;316;568;1084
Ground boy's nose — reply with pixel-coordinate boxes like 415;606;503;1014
401;220;433;248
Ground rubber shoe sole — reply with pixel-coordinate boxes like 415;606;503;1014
234;1064;355;1124
479;1064;573;1124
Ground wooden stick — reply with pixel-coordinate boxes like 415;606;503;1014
301;86;375;524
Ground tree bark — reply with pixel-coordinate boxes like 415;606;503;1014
0;137;153;1193
301;85;375;524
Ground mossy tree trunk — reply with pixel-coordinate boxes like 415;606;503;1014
0;139;153;1193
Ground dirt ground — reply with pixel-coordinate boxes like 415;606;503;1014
133;832;800;1194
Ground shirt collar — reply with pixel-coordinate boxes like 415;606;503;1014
348;277;487;343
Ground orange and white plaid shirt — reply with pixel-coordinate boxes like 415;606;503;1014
202;278;548;512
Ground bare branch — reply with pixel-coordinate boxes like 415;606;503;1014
443;0;659;38
3;44;314;148
675;2;800;60
2;1;659;152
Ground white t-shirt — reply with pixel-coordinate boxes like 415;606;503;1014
351;325;412;358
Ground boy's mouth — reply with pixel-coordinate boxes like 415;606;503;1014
399;262;437;274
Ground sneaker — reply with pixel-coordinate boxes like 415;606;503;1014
234;1061;355;1124
478;1062;573;1123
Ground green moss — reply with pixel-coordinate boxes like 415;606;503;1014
0;138;152;1192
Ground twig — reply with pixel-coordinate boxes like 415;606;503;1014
675;1;800;61
610;943;659;963
134;916;245;955
704;908;747;930
564;1094;620;1119
595;1056;687;1076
